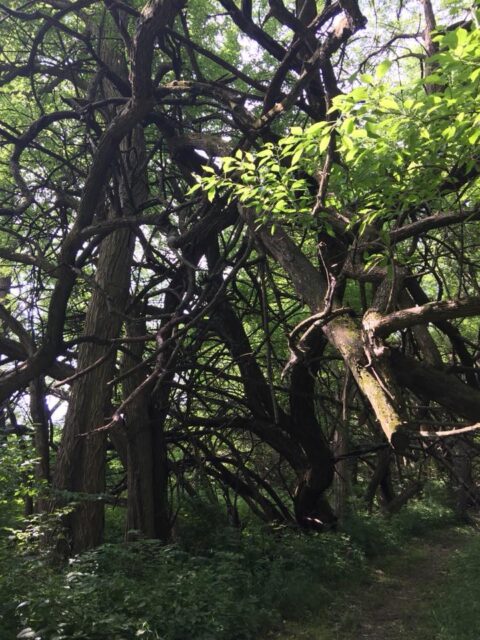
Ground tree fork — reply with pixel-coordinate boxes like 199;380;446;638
244;211;410;451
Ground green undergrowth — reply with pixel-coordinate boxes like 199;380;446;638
0;495;458;640
431;533;480;639
341;494;455;558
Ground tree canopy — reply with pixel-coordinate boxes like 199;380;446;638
0;0;479;556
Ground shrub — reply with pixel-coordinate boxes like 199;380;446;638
1;521;367;640
0;489;457;640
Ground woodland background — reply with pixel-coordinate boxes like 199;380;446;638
0;1;480;638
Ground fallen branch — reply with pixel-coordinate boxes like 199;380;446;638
419;422;480;438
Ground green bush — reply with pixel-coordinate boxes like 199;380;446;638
0;437;35;530
1;521;367;640
342;482;455;557
341;512;400;557
392;499;455;538
0;489;457;640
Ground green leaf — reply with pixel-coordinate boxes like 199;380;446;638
273;199;287;212
379;97;398;111
365;122;380;139
376;59;392;79
351;129;367;139
443;125;456;140
344;117;355;134
324;223;336;238
442;30;458;49
319;135;330;154
468;129;480;145
359;73;374;85
349;86;369;102
306;121;330;135
186;182;202;196
221;156;236;173
423;74;443;84
470;68;480;82
257;147;274;158
291;147;303;166
291;179;306;190
456;28;468;46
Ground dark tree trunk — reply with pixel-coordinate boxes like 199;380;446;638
289;330;337;528
29;376;50;512
365;449;395;512
450;439;477;521
53;224;134;552
122;317;171;541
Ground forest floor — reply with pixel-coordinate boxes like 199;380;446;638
269;525;478;640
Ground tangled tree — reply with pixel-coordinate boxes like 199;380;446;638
0;0;479;553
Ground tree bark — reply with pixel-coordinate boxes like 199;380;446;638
53;221;134;551
51;0;187;552
29;376;50;512
122;316;171;541
245;214;409;450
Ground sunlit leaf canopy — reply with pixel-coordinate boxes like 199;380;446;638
201;25;480;235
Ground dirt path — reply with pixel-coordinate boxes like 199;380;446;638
347;530;467;640
272;527;473;640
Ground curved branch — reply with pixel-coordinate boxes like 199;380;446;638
368;297;480;339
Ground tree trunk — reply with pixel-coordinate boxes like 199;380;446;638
333;426;350;523
52;3;154;551
289;329;337;528
247;216;410;451
450;439;476;521
29;376;50;512
53;223;135;552
122;317;171;541
365;449;395;512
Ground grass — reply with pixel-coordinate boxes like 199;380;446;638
270;524;478;640
0;521;367;640
0;494;475;640
431;532;480;640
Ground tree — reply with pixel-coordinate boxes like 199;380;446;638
0;0;479;552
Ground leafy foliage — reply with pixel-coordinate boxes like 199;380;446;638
197;25;480;241
1;524;363;640
0;437;36;528
0;490;458;640
0;2;479;638
432;533;480;639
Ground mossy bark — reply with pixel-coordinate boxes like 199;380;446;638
250;212;409;451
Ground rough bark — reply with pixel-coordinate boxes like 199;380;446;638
367;297;480;340
289;329;337;527
53;223;134;551
122;316;171;541
29;377;50;511
391;351;480;422
242;212;409;451
365;449;395;512
51;1;188;552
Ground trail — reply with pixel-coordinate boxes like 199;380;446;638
272;527;474;640
347;530;466;640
